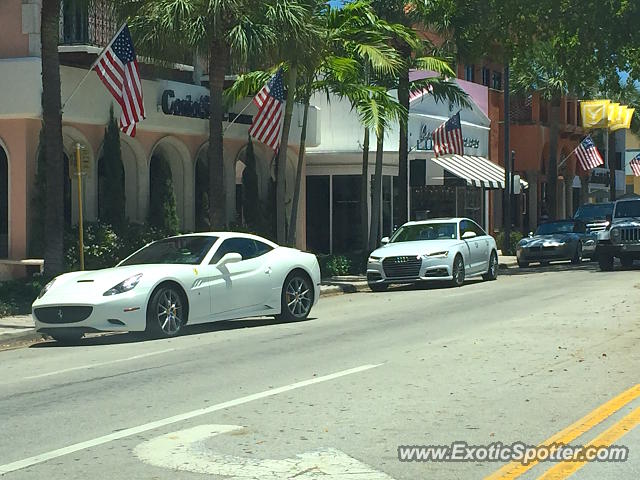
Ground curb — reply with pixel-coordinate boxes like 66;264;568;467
0;329;42;349
320;282;370;297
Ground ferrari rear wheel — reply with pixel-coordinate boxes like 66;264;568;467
276;271;313;322
147;285;186;338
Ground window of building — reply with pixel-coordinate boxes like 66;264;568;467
332;175;361;253
492;71;502;90
481;67;491;87
306;176;330;254
464;65;475;82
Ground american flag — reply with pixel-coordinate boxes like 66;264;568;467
575;136;604;171
249;69;285;151
433;112;464;157
630;153;640;177
93;25;145;137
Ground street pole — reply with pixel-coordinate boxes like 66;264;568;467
503;64;511;254
605;128;615;201
75;143;85;271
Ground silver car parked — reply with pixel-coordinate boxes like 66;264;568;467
367;218;499;291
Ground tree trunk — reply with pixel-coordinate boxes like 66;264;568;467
287;94;310;246
360;127;370;256
276;64;298;244
397;61;410;227
41;0;65;276
208;38;228;229
608;130;616;201
548;98;560;220
369;130;384;252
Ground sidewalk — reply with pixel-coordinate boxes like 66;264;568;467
0;256;519;345
0;314;39;346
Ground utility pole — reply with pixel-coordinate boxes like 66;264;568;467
503;64;511;254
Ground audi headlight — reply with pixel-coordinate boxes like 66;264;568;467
611;228;621;243
38;278;56;299
368;256;381;263
423;251;449;259
103;274;143;296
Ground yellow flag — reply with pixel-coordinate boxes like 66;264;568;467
610;107;635;132
580;100;610;129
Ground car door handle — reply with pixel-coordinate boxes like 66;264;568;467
264;267;272;275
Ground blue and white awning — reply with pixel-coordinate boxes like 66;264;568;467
430;154;528;190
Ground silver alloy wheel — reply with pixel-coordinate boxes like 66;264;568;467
286;277;312;318
452;256;465;286
490;253;498;277
157;289;183;336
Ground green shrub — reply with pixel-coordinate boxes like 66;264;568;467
317;254;352;278
495;230;523;254
0;276;46;317
64;221;173;271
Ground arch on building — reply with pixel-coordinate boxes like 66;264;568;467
62;126;96;223
0;137;9;258
96;134;147;224
149;136;194;231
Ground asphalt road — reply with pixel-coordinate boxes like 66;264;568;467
1;262;640;479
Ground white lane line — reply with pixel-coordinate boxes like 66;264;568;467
23;349;176;380
0;363;382;475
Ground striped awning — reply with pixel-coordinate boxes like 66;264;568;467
430;154;528;190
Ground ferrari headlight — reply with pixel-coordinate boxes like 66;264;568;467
38;278;56;299
103;274;143;296
368;256;381;263
423;251;449;259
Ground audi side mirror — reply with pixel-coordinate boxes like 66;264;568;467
380;237;390;246
462;231;477;240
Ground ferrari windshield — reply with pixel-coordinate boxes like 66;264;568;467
390;223;457;242
119;236;218;266
535;222;575;235
614;200;640;219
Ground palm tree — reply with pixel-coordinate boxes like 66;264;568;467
41;0;66;276
119;0;273;229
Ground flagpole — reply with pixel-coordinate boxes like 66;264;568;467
61;22;128;112
223;100;254;133
557;134;590;170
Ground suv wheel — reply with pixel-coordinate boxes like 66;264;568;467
598;254;614;271
620;256;634;269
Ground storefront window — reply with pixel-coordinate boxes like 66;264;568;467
306;176;330;254
332;175;361;253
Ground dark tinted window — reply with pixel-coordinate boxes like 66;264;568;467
459;220;485;238
210;238;273;264
120;236;217;266
615;200;640;219
535;222;575;235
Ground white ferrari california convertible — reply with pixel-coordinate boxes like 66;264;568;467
367;218;499;291
32;233;321;343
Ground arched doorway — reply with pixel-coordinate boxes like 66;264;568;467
97;152;125;224
194;149;209;232
62;153;72;227
0;145;8;258
148;154;179;232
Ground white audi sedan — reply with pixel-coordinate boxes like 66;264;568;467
33;233;321;343
367;218;498;291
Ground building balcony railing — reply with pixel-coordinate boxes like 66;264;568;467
59;0;117;48
510;95;533;123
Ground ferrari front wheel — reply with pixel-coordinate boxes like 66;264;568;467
146;285;186;338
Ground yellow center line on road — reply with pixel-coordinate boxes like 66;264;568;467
536;406;640;480
484;383;640;480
